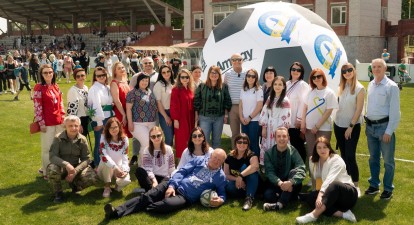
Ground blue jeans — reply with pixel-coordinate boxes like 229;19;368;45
199;115;224;149
366;122;396;192
226;164;259;197
158;110;174;146
241;121;260;156
92;117;109;167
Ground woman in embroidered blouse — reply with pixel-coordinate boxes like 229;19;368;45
300;69;338;164
88;67;113;167
174;126;214;173
67;68;89;136
153;65;175;146
135;126;175;192
286;62;310;163
170;69;195;158
98;117;131;198
126;73;158;155
262;66;277;103
334;63;365;193
296;137;357;224
33;64;65;178
259;76;291;164
239;69;263;157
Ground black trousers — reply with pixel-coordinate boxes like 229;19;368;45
334;123;361;182
135;167;168;192
263;169;302;206
115;180;189;218
288;128;307;163
0;72;7;91
304;181;358;216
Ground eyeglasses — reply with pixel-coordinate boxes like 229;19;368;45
150;134;163;140
96;74;107;78
210;71;218;75
109;126;119;130
76;74;86;78
236;140;248;145
341;68;354;74
311;75;323;80
143;62;152;65
231;58;243;62
42;71;53;75
246;74;256;79
192;133;203;138
162;70;171;74
291;68;302;72
180;76;190;80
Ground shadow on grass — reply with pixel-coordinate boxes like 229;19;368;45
355;194;390;222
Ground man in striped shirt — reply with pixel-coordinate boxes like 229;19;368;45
224;53;246;147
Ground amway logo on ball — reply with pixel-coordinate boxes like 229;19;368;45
201;49;253;73
258;11;299;44
314;34;342;78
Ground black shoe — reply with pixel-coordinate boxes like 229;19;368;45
242;196;253;211
13;96;19;101
129;155;138;166
104;203;118;219
263;202;280;211
380;191;393;200
70;183;82;194
365;186;380;195
53;191;64;203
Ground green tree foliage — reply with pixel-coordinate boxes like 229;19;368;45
402;0;414;19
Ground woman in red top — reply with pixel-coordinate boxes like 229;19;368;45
170;69;195;158
110;62;132;138
33;64;65;179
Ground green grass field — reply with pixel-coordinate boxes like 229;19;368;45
0;77;413;225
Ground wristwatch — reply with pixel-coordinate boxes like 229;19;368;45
349;123;354;128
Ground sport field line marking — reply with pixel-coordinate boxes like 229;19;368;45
357;153;414;163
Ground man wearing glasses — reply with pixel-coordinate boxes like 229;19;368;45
129;57;158;91
224;53;246;147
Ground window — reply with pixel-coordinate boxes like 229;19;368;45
212;4;247;27
331;5;346;25
194;13;204;29
381;7;388;20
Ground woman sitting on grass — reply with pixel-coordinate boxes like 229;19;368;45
296;136;358;224
97;117;131;198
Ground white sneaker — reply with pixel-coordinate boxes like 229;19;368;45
102;187;111;198
356;187;361;198
296;213;317;224
115;179;131;192
342;210;357;223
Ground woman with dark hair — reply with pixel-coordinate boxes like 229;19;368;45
153;65;175;146
175;127;214;172
88;67;113;167
191;65;203;88
258;76;291;164
300;69;338;167
286;62;310;162
98;117;131;198
170;69;195;158
262;66;277;103
224;133;259;211
296;136;357;224
135;126;175;192
334;63;365;195
67;68;89;136
126;73;158;156
33;64;65;178
194;65;232;148
239;68;263;156
29;53;40;83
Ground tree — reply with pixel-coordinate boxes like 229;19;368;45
402;0;414;19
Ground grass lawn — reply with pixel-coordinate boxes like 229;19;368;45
0;76;413;225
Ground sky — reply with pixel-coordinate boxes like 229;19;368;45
0;17;7;33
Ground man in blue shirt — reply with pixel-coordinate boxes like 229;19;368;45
104;148;227;219
364;58;400;200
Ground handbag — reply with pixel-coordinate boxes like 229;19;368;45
30;119;40;134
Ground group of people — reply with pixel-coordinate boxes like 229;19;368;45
29;51;400;223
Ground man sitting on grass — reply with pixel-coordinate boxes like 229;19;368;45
104;149;227;219
48;115;98;203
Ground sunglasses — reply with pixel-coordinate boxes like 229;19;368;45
180;76;190;80
76;74;86;78
162;70;171;74
150;134;163;140
96;74;107;78
311;75;323;80
210;71;218;75
341;68;354;74
246;74;256;79
236;140;248;145
291;68;302;72
231;58;243;62
192;133;203;138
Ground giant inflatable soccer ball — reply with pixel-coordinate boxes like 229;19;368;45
201;2;347;90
